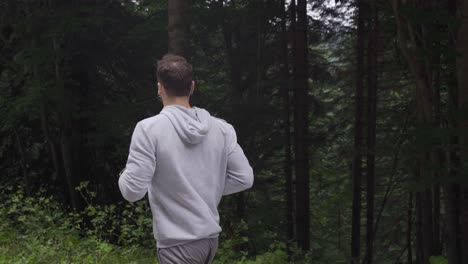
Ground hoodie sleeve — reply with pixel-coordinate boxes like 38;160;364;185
119;121;156;202
223;125;254;196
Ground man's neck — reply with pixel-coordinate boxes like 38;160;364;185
163;97;191;109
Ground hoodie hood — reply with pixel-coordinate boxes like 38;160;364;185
160;105;212;144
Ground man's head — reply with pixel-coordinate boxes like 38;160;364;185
156;54;194;98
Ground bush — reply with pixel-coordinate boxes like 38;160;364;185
0;185;157;263
75;181;154;247
0;184;312;263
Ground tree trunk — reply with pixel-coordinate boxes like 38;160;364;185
52;36;80;211
40;101;61;182
446;183;461;264
445;2;462;262
255;1;264;99
432;42;442;255
366;2;378;263
218;0;241;96
168;0;190;57
280;0;294;248
390;1;437;262
13;129;31;195
432;145;442;257
407;192;413;264
293;0;310;251
216;0;246;220
236;193;245;218
60;131;80;210
422;186;434;263
29;1;62;192
351;1;366;263
415;190;422;264
456;0;468;261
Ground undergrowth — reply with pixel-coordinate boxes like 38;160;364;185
0;184;310;263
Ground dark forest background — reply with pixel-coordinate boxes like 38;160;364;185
1;0;468;263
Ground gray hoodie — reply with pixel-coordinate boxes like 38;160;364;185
118;105;254;248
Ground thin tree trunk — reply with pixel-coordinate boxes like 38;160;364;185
338;205;342;251
415;189;423;264
52;37;80;211
456;0;468;261
407;192;413;264
445;17;461;264
60;131;79;210
168;0;190;57
432;41;442;255
236;193;245;218
218;0;241;96
255;1;263;99
445;2;462;262
216;0;245;220
445;59;461;264
280;0;294;248
446;183;461;263
13;129;31;195
40;101;61;182
366;3;378;263
351;1;366;263
422;186;434;263
293;0;310;251
432;148;441;256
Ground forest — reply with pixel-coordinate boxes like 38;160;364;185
1;0;467;263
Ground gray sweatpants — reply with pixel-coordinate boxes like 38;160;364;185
157;237;219;264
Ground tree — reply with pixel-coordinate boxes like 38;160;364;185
168;0;191;56
293;0;310;251
366;1;378;263
351;1;366;263
390;1;440;262
456;0;468;262
280;0;294;248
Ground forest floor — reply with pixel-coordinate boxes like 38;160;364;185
0;188;294;264
0;226;158;264
0;224;290;264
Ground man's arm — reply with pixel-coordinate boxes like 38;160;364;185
223;126;254;195
118;122;156;202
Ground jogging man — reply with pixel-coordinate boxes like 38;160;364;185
118;54;254;264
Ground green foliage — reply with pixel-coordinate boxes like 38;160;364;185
429;256;448;264
214;243;312;264
0;186;157;263
0;185;313;263
234;250;288;264
215;219;250;262
75;181;154;247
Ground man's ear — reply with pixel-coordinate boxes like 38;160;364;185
159;82;168;97
190;81;195;95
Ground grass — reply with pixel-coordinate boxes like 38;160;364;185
0;227;158;264
0;187;300;264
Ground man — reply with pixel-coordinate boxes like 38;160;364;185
118;54;254;264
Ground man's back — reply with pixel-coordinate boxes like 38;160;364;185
119;105;254;248
119;54;253;263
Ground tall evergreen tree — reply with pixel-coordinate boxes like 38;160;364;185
366;1;378;263
293;0;310;251
456;0;468;262
168;0;191;56
280;0;294;248
351;1;366;263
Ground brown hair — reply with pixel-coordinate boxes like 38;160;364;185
156;54;193;97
